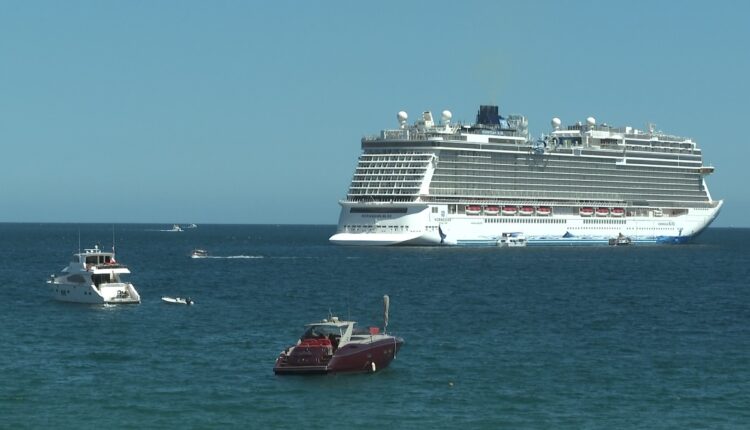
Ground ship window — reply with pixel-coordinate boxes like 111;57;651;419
432;207;438;213
350;207;407;214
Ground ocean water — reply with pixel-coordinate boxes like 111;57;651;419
1;224;748;429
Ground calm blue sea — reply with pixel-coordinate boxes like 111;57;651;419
1;224;748;429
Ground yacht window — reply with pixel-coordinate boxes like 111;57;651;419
67;274;87;284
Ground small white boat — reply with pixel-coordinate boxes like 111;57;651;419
169;224;183;232
608;233;632;246
162;296;194;305
498;232;527;247
190;249;208;258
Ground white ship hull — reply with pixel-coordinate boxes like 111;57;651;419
330;201;722;246
47;281;140;304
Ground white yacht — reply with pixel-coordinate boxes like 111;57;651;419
170;224;183;232
46;245;140;304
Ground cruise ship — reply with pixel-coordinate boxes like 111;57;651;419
329;105;722;246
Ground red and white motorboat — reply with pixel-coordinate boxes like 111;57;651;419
465;205;481;215
611;207;625;217
519;206;534;216
274;296;404;375
580;207;594;216
596;207;610;216
484;205;500;215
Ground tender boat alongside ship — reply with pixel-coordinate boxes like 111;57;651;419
609;233;632;246
498;232;527;247
274;296;404;375
46;245;140;304
329;105;722;246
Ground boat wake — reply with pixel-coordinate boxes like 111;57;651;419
192;255;264;259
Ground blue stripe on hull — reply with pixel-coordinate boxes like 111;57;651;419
450;235;693;246
455;240;501;246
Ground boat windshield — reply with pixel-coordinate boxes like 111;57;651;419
302;325;345;339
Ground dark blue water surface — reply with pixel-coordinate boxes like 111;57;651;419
1;224;748;428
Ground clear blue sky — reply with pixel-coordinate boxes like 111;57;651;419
1;1;747;226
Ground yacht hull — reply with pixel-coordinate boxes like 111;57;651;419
274;337;404;375
47;282;140;304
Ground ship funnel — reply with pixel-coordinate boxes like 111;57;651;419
476;105;500;126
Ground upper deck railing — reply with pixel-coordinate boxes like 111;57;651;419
364;124;528;143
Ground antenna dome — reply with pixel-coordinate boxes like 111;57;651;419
397;111;408;123
586;117;596;126
441;110;452;122
551;117;561;129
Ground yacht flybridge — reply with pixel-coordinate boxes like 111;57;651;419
46;245;140;304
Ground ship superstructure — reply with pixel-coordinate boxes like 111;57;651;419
330;105;722;246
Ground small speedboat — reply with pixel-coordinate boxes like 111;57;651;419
497;232;527;247
608;233;632;246
274;295;404;375
190;249;208;258
169;224;183;232
162;296;194;305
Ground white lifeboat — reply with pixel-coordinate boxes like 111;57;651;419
484;206;500;216
536;206;552;216
501;206;517;215
465;205;481;215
